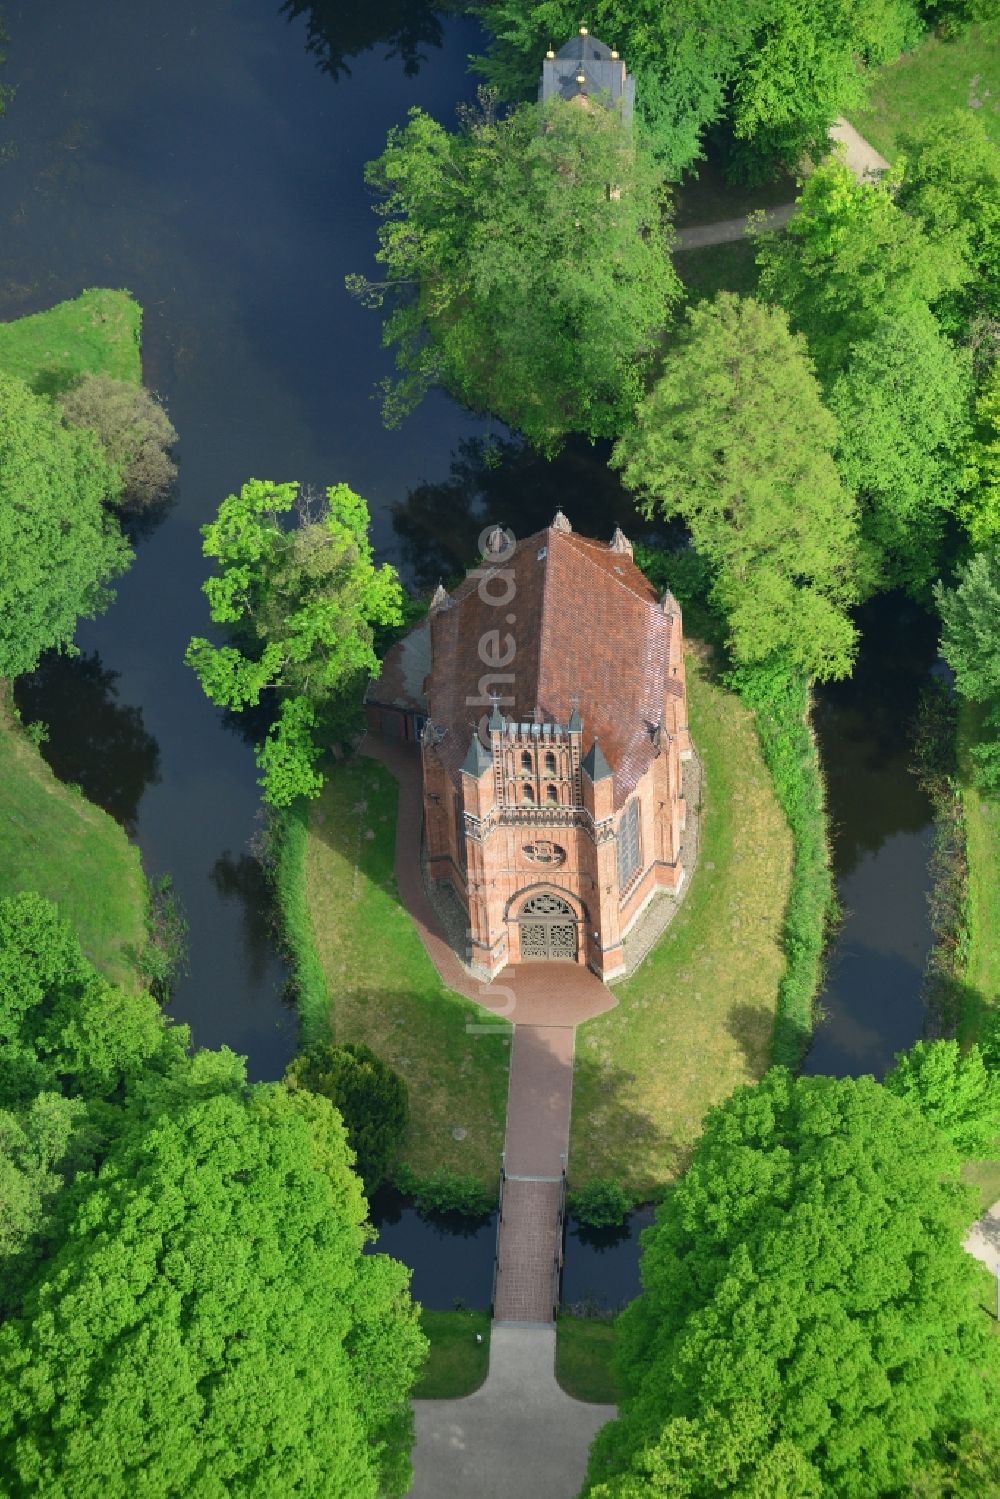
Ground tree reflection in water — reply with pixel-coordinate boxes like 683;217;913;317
209;849;281;989
280;0;447;80
14;651;161;835
392;434;656;588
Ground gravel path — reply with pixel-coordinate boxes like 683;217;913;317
675;117;889;252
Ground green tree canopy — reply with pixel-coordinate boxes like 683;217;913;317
936;547;1000;702
0;892;183;1108
467;1;744;172
829;306;971;594
0;1080;426;1497
958;359;1000;545
0;1092;89;1313
897;110;1000;331
468;0;923;174
350;94;680;454
284;1040;409;1191
885;1039;1000;1156
613;293;859;679
186;479;403;806
756;158;967;380
935;546;1000;789
585;1068;998;1497
0;373;131;678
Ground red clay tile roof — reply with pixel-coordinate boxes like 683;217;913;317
421;524;676;809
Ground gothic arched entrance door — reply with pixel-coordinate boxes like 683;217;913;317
517;892;578;961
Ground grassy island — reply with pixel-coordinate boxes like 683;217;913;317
0;287;142;391
570;656;794;1199
0;687;146;987
301;757;509;1188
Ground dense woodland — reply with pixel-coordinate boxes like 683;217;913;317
2;3;1000;1495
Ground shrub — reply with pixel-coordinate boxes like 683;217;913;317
140;873;189;1001
59;374;177;508
284;1040;409;1191
911;680;970;1033
394;1163;496;1219
268;802;329;1043
727;656;835;1065
568;1178;633;1228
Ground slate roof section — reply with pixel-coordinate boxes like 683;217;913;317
462;729;492;778
366;614;431;714
423;524;675;810
539;31;635;123
581;737;612;783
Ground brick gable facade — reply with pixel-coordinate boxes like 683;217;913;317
366;515;691;981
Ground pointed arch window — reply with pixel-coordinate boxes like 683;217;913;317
617;798;641;889
546;784;558;803
522;784;535;804
521;750;533;771
544;751;557;773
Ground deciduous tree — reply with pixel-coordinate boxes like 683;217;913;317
829;306;971;593
897;110;1000;331
186;479;403;806
469;0;924;174
584;1068;999;1497
885;1038;1000;1155
0;1081;426;1497
613;293;858;679
936;547;1000;702
0;374;130;678
350;95;680;454
958;361;1000;544
756;158;967;379
0;892;182;1108
59;374;178;508
936;547;1000;788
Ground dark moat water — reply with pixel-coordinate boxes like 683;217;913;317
3;6;938;1309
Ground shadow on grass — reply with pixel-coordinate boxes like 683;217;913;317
13;649;161;834
571;1048;689;1189
726;1000;780;1071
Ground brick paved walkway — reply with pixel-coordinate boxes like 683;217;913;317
504;1025;574;1177
364;734;608;1326
367;733;619;1494
493;1179;563;1323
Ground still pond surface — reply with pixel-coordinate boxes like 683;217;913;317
2;4;937;1309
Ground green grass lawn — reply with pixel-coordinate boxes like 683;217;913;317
0;689;146;987
555;1314;621;1404
962;1158;1000;1215
413;1308;491;1398
856;20;1000;158
304;758;509;1188
569;654;794;1199
0;288;142;393
674;239;761;302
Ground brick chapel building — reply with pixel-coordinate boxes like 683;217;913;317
365;514;691;982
